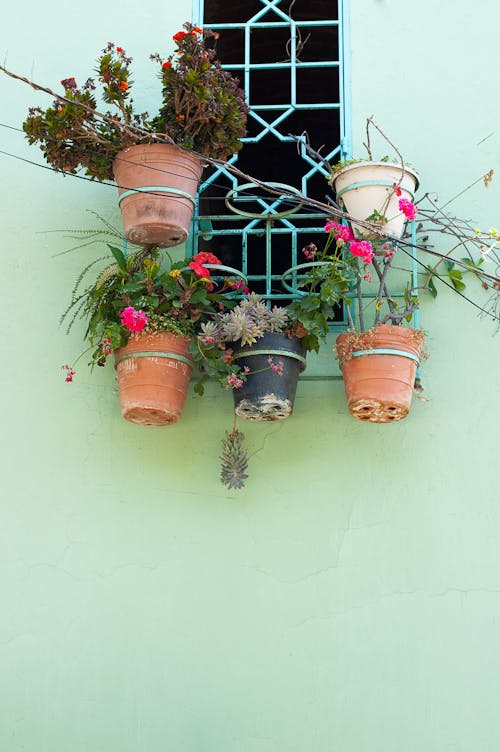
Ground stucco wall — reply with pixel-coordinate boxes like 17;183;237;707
1;1;499;750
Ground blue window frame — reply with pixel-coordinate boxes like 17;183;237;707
190;0;351;322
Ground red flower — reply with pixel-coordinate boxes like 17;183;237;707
119;81;129;91
392;182;402;197
192;26;203;34
193;251;222;266
173;31;187;41
162;61;172;69
60;77;77;90
189;261;210;278
116;46;124;53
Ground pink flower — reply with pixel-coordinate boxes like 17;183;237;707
226;372;244;390
324;221;353;243
398;197;418;220
242;366;250;375
267;357;284;376
61;364;76;383
102;337;113;356
363;272;372;283
230;280;245;290
349;240;374;265
392;182;402;197
120;306;148;332
302;242;317;261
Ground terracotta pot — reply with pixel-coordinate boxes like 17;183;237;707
332;162;419;239
231;333;307;421
336;325;424;423
114;331;193;426
113;144;203;247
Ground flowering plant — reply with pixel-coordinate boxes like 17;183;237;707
61;244;242;374
289;117;500;348
22;22;248;181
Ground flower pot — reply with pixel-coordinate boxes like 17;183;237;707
332;162;419;239
231;333;307;421
113;144;203;247
114;331;193;425
335;325;424;423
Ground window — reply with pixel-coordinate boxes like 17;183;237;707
190;0;351;321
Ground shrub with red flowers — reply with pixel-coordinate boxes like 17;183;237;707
62;242;245;372
23;22;247;181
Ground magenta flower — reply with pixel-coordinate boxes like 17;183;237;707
349;240;374;265
398;197;418;220
120;306;148;332
61;364;76;383
324;221;353;243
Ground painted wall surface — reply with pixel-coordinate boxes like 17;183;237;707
1;1;499;750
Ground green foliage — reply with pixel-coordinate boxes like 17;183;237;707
62;245;241;370
23;23;248;180
220;430;249;491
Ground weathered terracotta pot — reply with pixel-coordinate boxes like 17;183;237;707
231;333;307;421
336;325;424;423
114;331;193;426
332;161;419;239
113;144;203;247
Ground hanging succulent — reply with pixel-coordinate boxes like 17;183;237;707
220;429;249;490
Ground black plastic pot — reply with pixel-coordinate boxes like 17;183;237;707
231;333;307;421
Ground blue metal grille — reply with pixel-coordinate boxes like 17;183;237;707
189;0;351;318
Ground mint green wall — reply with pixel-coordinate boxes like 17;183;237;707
1;2;499;750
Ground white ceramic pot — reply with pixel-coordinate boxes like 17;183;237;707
332;161;419;239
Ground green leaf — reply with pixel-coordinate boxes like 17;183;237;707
107;244;127;271
121;282;144;294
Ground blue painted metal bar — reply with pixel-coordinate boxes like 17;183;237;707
190;0;349;325
411;218;420;330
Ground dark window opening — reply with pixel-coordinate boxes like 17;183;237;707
195;0;346;317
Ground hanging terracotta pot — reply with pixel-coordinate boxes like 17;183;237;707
231;332;307;421
332;162;419;239
113;143;203;248
114;331;193;426
335;324;424;423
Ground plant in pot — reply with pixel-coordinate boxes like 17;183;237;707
328;116;419;241
61;243;244;425
19;22;248;247
285;217;426;423
197;292;309;421
289;117;500;423
193;293;314;491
